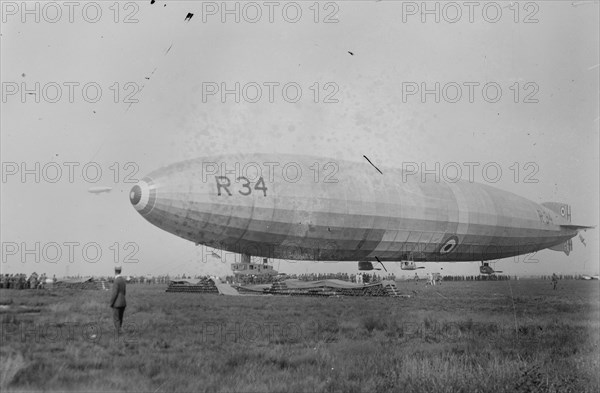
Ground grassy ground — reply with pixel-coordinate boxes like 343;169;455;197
1;279;598;392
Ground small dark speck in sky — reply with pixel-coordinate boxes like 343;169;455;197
185;13;194;22
150;0;155;4
21;73;25;77
348;51;354;56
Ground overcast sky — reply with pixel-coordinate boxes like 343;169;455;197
1;1;598;278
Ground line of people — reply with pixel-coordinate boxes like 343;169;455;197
0;273;55;289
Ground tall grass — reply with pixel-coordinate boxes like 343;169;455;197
0;280;598;392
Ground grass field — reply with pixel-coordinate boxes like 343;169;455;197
1;279;598;392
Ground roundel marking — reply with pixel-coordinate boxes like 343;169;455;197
560;206;565;216
439;235;459;255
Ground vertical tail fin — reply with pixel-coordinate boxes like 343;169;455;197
543;202;594;255
548;239;573;255
542;202;571;222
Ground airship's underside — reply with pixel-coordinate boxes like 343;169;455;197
130;154;591;263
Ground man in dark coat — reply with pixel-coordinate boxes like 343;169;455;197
551;273;559;290
110;266;127;334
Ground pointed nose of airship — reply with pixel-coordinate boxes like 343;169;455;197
129;178;156;215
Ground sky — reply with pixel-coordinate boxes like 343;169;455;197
1;0;598;278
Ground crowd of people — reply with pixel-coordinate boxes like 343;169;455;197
0;271;592;290
0;273;175;288
0;272;55;289
539;274;581;280
114;275;172;284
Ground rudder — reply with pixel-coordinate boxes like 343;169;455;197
542;202;571;222
548;239;573;255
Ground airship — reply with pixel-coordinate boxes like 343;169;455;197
88;186;113;194
129;154;592;271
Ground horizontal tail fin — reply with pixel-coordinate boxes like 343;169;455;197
543;202;594;232
560;224;595;231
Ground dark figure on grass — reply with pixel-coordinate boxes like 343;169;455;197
110;266;127;334
551;273;559;290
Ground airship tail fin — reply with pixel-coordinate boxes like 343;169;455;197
542;202;594;232
541;202;571;222
560;224;595;231
548;239;573;255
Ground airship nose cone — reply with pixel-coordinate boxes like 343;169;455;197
129;185;142;205
129;178;156;215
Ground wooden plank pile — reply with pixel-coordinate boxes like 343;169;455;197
165;279;219;294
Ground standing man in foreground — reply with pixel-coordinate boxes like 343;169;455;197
110;266;127;334
551;273;559;290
